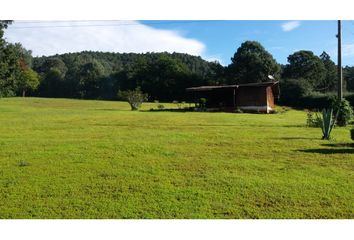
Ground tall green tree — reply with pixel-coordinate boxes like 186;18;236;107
36;57;67;77
0;20;12;49
40;68;65;97
282;50;326;89
0;43;25;97
0;21;17;97
78;61;105;98
18;68;40;97
1;22;40;97
140;55;190;101
319;51;337;92
227;41;280;84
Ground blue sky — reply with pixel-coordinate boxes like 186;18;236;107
4;20;354;66
142;20;354;66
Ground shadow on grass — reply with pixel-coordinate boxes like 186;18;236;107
93;108;121;111
141;108;194;113
281;124;307;128
297;148;354;154
141;108;235;113
321;143;354;148
277;137;318;140
92;123;249;127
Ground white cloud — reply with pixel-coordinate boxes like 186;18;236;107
4;21;206;57
281;21;300;32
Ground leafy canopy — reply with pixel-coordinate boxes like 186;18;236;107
18;68;40;97
319;51;337;92
228;41;280;84
283;50;326;88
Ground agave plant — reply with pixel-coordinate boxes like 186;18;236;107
320;108;337;140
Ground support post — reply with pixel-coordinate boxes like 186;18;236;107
337;20;343;100
233;88;236;108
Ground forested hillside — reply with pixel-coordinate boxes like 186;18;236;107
32;51;224;101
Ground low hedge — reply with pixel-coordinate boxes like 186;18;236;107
279;92;354;110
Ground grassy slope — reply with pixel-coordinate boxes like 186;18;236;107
0;97;353;219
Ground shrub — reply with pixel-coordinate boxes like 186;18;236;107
18;160;30;167
274;106;291;114
157;104;165;110
179;101;186;109
176;101;186;109
299;93;335;109
306;110;322;127
234;108;243;113
320;108;336;140
198;98;207;110
117;88;148;111
281;91;335;110
279;78;313;105
344;93;354;107
330;97;353;127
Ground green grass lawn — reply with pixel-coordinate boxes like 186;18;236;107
0;97;353;219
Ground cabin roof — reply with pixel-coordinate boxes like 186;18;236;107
186;81;279;92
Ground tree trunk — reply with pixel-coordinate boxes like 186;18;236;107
22;90;26;97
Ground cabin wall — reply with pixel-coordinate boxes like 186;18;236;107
236;87;267;106
189;85;276;113
266;86;275;109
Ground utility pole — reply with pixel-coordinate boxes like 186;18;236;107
337;20;343;100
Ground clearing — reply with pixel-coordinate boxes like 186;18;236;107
0;98;353;218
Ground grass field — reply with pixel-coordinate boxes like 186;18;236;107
0;97;353;219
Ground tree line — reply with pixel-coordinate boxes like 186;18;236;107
2;20;354;106
0;21;40;97
31;51;222;101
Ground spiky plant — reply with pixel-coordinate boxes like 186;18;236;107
320;108;337;140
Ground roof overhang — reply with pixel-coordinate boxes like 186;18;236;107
186;81;279;92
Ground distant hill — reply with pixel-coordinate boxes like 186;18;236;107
32;51;224;101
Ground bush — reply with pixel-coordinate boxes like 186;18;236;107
234;108;243;113
18;160;30;167
351;129;354;141
274;106;291;114
300;93;335;109
117;88;148;111
157;104;165;109
344;93;354;107
320;108;336;140
330;97;353;127
306;110;322;127
281;91;335;110
198;98;207;110
279;78;313;105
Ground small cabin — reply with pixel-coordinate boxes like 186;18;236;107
186;81;279;113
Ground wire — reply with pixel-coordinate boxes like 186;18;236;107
13;20;121;24
8;20;218;29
